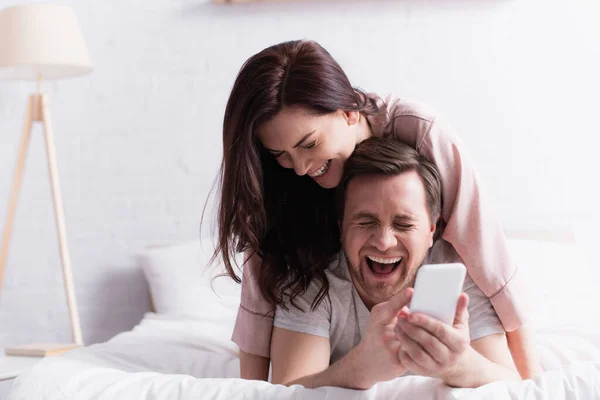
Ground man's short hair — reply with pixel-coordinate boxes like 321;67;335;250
338;137;443;223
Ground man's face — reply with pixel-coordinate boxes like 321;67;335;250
341;171;436;310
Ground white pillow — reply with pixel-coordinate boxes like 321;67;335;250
507;237;600;330
138;235;597;333
137;237;242;325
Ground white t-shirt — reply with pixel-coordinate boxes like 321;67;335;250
274;239;505;365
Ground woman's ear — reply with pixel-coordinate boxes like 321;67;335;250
344;110;360;126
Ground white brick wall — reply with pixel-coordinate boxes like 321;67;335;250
0;0;228;353
0;0;599;396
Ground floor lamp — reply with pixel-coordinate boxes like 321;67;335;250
0;4;92;356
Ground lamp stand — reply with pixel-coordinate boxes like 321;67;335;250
0;91;83;357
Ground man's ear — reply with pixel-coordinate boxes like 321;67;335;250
428;219;437;248
343;110;360;126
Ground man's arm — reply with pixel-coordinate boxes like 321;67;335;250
442;333;520;388
271;289;414;389
471;332;516;371
270;327;371;389
270;327;330;386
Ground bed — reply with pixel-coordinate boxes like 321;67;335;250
9;233;600;399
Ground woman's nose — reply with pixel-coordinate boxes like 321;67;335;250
291;155;310;176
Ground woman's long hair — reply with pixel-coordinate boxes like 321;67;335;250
217;40;378;309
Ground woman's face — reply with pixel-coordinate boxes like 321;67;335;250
257;106;364;189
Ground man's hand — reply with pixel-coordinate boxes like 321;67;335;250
272;287;415;390
395;293;472;385
352;287;414;389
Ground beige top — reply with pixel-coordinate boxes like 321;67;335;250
231;95;529;358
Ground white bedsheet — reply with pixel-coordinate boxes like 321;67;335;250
9;313;600;400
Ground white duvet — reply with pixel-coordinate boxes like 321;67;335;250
9;312;600;400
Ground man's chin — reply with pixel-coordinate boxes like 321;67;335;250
372;277;414;300
365;285;404;306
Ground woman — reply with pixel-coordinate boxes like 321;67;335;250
216;39;540;381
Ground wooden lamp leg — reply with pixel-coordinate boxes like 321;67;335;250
3;93;83;357
0;96;34;293
40;94;83;346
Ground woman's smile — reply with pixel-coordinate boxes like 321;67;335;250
308;160;331;178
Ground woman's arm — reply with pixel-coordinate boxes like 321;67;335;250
239;350;270;381
506;324;542;379
419;118;541;378
231;251;274;380
384;97;540;377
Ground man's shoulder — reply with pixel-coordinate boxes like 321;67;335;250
424;238;464;265
425;239;484;301
423;240;506;341
283;253;351;311
273;254;353;339
315;253;354;300
324;253;350;280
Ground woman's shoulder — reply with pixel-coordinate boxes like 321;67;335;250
366;93;439;149
368;93;437;124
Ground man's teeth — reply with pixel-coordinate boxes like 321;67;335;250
309;160;330;177
367;255;403;264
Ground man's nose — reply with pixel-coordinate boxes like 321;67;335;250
373;228;398;251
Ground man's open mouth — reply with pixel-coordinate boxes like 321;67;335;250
366;255;403;275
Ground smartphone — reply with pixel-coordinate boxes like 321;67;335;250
408;263;466;325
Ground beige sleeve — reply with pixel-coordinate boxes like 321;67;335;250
231;250;275;357
389;100;530;331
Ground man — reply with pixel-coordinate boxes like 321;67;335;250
270;137;520;389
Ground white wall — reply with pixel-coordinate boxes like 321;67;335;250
0;0;599;393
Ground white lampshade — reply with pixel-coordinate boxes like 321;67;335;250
0;4;92;81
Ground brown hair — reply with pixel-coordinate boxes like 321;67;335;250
216;40;379;309
338;137;443;224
